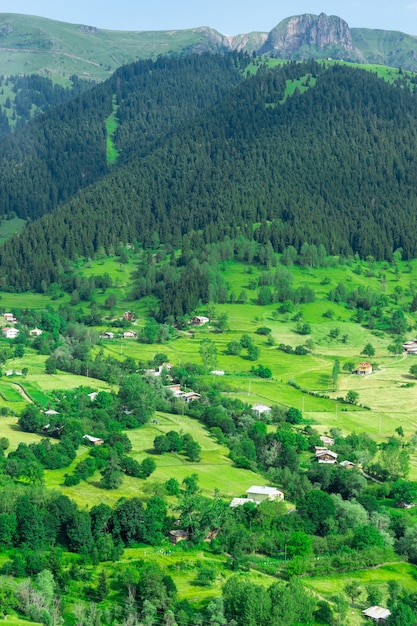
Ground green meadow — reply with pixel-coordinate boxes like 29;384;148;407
0;251;416;500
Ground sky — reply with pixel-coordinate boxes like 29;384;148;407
3;1;417;37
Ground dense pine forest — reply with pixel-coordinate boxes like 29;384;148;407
1;55;417;290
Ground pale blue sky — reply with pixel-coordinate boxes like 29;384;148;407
3;1;417;37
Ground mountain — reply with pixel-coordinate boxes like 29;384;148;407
2;54;417;292
259;13;355;57
2;11;417;84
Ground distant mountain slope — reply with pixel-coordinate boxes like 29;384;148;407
2;57;417;290
1;11;417;83
0;53;245;221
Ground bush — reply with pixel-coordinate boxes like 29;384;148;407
251;364;272;378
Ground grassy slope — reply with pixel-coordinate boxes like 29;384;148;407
0;13;220;83
1;252;417;610
44;410;259;508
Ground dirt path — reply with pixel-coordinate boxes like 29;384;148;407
11;383;32;403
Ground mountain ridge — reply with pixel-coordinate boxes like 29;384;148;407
2;12;417;83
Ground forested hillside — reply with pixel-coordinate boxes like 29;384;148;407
2;56;417;290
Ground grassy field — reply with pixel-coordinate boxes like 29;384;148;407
43;410;259;508
0;217;26;244
301;563;417;625
3;253;417;447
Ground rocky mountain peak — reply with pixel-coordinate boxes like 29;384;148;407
260;13;354;56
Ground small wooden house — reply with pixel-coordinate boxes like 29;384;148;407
316;449;338;464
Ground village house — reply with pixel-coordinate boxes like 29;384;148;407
29;327;43;337
190;315;210;326
99;331;114;339
2;313;16;323
181;391;201;403
44;409;59;416
88;392;98;401
403;340;417;354
229;497;256;508
210;370;225;376
251;403;272;417
339;460;356;469
166;384;183;397
123;311;135;321
319;435;334;446
354;361;373;375
165;384;200;402
2;327;19;339
169;530;189;545
362;606;391;624
145;363;173;377
123;330;137;339
83;434;104;446
316;449;338;464
246;486;284;503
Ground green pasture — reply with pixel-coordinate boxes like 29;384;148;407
301;563;417;626
105;97;120;165
2;253;417;497
0;416;44;450
0;217;26;243
302;561;417;601
119;545;274;602
44;411;259;508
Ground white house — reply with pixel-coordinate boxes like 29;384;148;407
339;460;356;469
2;327;19;339
2;313;16;323
99;331;114;339
230;497;257;508
362;606;391;624
83;434;104;446
190;316;210;326
210;370;225;376
88;392;98;402
246;486;284;503
29;328;43;337
251;404;272;416
123;330;137;339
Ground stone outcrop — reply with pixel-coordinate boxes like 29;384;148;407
259;13;355;56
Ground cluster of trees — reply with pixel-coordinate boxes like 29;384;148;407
12;375;159;489
153;430;202;462
0;73;93;135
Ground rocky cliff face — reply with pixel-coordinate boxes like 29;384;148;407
259;13;355;56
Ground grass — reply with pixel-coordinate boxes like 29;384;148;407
43;410;259;508
118;544;275;602
0;217;26;243
301;563;417;626
105;96;120;165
